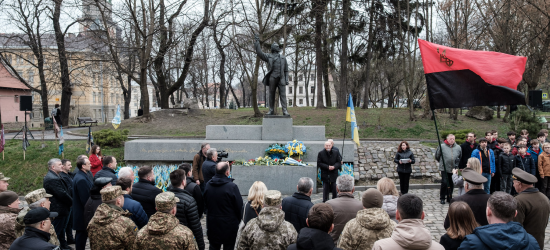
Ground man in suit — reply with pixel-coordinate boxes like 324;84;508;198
72;157;93;250
253;34;289;116
318;141;342;202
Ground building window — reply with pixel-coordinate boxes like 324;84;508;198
288;99;293;106
299;87;303;94
28;71;34;85
311;86;315;94
299;99;303;105
93;92;96;103
288;86;293;94
15;116;18;122
288;75;292;81
299;75;303;81
27;54;34;64
110;93;114;103
311;98;314;105
310;74;314;79
14;95;19;103
6;54;11;64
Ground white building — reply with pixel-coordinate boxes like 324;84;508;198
128;82;155;117
286;70;337;107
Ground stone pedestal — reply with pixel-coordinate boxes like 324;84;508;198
262;117;293;140
232;165;317;195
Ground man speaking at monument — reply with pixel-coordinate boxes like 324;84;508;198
254;35;290;116
318;141;342;202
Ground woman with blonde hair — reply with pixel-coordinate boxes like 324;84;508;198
453;158;481;196
377;177;399;222
243;181;267;225
440;201;479;250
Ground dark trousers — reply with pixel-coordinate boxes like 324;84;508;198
490;172;501;193
52;215;69;247
440;172;454;200
209;241;235;250
75;230;88;250
268;76;287;111
501;174;513;194
398;172;411;194
66;209;74;242
323;181;337;202
542;176;550;198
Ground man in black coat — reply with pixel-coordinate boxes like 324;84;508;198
287;203;342;250
42;158;72;250
444;168;491;229
282;177;314;233
204;162;243;250
9;208;60;250
459;132;478;169
202;148;218;187
93;156;118;186
83;177;112;227
131;166;162;218
179;163;204;217
60;159;75;245
318;141;342;202
72;157;93;250
168;169;205;250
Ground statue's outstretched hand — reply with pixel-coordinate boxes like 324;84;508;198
254;34;260;42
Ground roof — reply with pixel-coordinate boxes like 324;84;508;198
0;61;29;90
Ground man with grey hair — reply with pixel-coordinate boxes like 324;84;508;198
117;166;134;179
326;174;362;243
282;177;314;233
435;133;462;204
43;158;73;250
15;188;60;246
193;142;210;191
202;147;218;187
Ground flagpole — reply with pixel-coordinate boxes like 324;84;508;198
432;109;451;199
342;121;347;158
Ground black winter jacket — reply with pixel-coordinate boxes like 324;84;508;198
72;170;93;231
317;149;342;183
93;167;118;186
168;186;205;250
242;202;261;225
83;191;102;228
185;176;204;218
43;170;72;216
9;227;59;250
287;227;343;250
499;152;522;175
131;178;162;218
394;149;416;173
460;142;479;169
204;173;243;245
518;153;536;176
282;192;314;233
493;146;503;174
59;172;74;197
201;159;217;186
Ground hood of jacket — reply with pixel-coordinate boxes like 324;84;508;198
390;219;433;250
357;208;393;230
256;206;285;232
145;212;179;235
208;173;233;187
296;227;336;250
91;203;130;226
473;222;536;250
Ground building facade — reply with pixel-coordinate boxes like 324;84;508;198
0;61;32;123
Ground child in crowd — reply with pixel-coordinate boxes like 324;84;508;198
488;130;498;149
517;145;535;176
538;142;550;198
512;137;528;155
541;129;549;143
490;138;507;193
499;143;521;194
528;139;543;191
520;129;531;148
507;131;517;147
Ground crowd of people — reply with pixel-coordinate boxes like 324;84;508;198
0;133;548;250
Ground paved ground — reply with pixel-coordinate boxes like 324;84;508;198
7;127;86;140
59;188;550;249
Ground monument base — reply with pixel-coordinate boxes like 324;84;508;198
232;165;317;195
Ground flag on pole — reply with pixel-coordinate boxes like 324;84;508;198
112;104;121;129
86;126;94;154
0;124;4;153
22;133;29;151
418;39;527;109
58;126;64;155
346;94;360;146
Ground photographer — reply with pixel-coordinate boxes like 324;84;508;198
202;148;218;187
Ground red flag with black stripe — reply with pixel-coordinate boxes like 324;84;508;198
418;39;527;110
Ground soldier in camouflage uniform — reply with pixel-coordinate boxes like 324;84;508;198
0;173;10;193
237;190;297;250
0;191;21;249
134;192;197;250
87;185;137;250
14;188;60;246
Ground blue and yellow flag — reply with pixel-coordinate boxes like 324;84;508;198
346;94;360;146
112;104;121;129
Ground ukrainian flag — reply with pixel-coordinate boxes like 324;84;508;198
346;94;360;146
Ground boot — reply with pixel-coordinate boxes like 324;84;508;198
282;108;290;116
266;109;274;115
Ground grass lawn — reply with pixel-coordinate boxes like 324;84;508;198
74;107;515;140
0;140;123;195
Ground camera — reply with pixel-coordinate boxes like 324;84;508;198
217;150;229;162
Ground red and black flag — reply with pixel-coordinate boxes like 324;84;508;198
418;39;527;110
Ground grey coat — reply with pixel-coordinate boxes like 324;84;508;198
435;143;462;173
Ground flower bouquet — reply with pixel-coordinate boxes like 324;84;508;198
265;143;287;159
284;140;307;160
232;156;284;166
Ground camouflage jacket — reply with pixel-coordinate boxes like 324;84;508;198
237;206;297;250
0;205;21;250
87;203;137;250
135;212;197;250
15;207;60;246
337;208;396;250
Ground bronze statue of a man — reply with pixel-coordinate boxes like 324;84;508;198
254;35;290;116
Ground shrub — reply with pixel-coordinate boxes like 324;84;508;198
93;129;129;147
440;129;475;145
509;106;544;137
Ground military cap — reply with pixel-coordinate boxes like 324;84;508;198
264;190;282;207
512;167;538;185
100;185;127;201
462;168;487;185
24;207;58;224
155;192;179;211
94;177;112;188
25;188;53;204
0;172;10;181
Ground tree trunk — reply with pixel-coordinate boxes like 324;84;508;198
338;0;349;109
314;0;327;109
52;0;72;127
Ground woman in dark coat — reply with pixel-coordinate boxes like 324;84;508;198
394;141;416;194
440;201;479;250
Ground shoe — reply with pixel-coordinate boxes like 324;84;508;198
266;110;274;115
282;109;290;116
440;199;445;204
67;239;75;245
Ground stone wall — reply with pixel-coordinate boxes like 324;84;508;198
354;141;441;182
